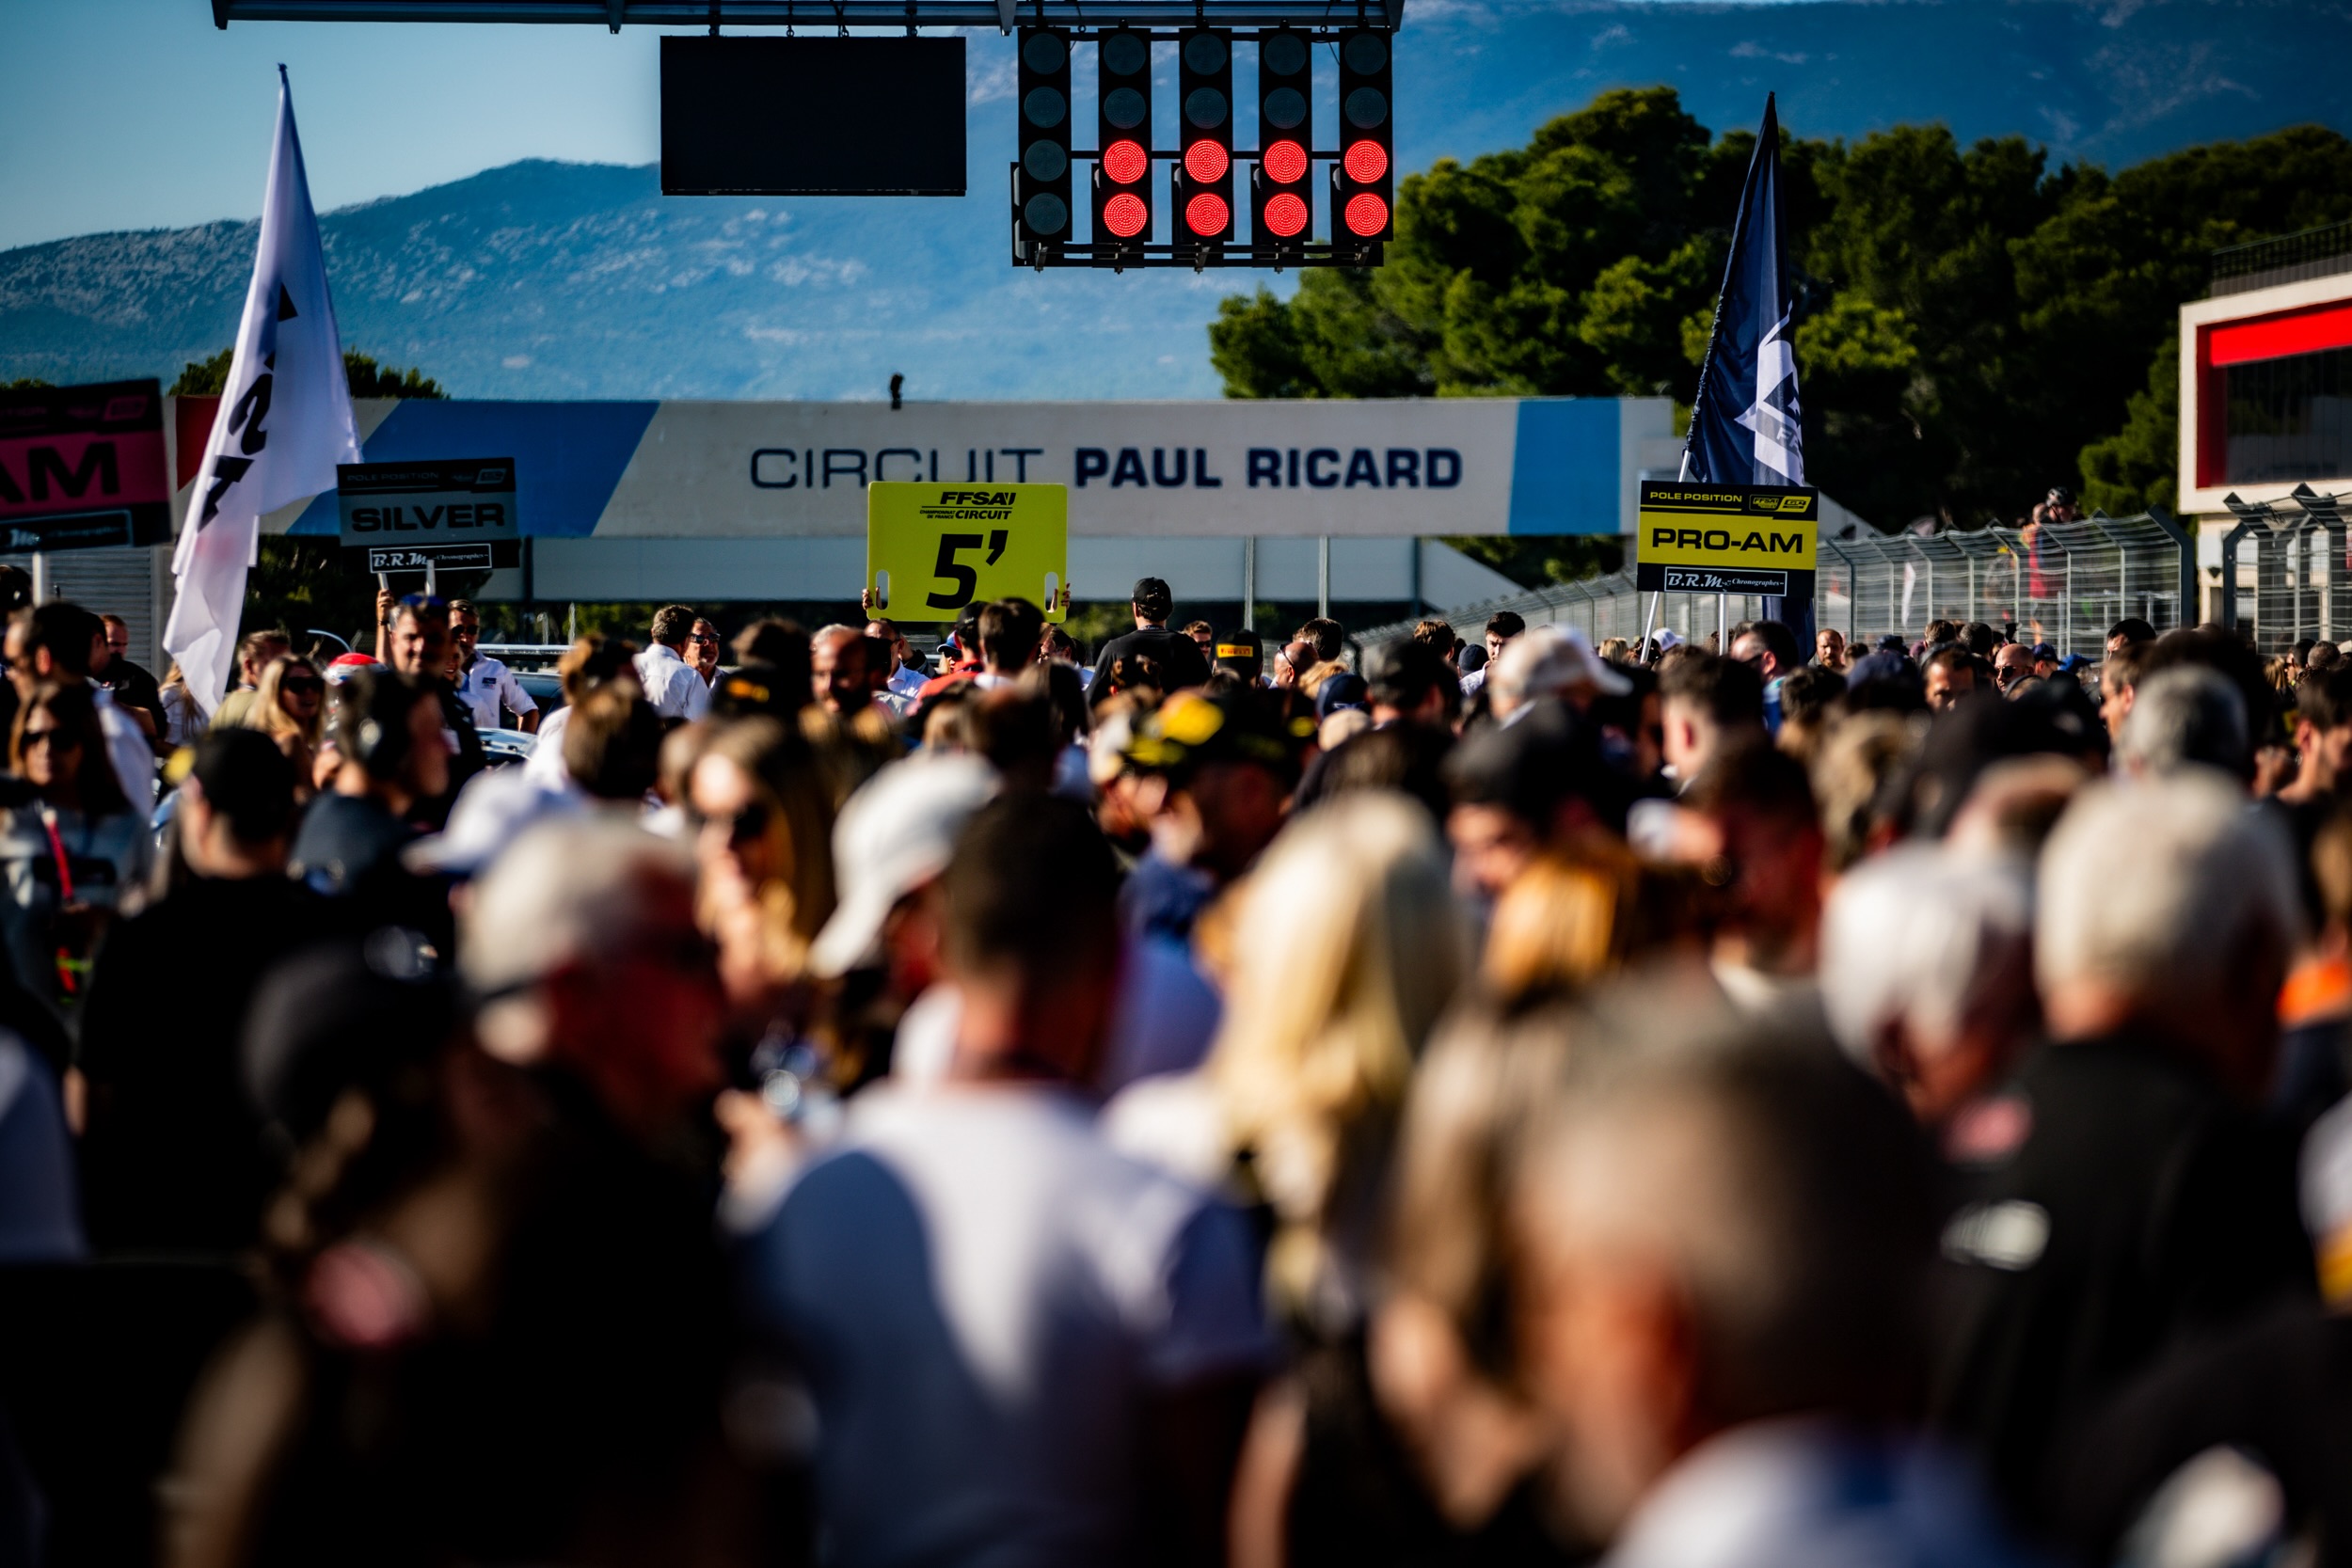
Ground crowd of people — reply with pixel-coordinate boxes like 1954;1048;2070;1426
3;570;2350;1567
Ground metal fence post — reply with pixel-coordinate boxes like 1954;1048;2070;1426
2218;518;2256;634
2145;504;2195;630
1836;540;1855;643
2062;544;2074;657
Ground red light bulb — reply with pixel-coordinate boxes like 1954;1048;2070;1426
1262;139;1309;185
1184;140;1230;183
1343;139;1389;184
1185;192;1230;235
1102;192;1149;238
1102;139;1148;186
1343;192;1388;237
1263;192;1308;238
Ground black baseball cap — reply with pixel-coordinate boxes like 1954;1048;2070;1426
1124;689;1309;782
1213;627;1263;676
1444;699;1627;833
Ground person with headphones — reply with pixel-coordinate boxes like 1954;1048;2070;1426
288;669;453;944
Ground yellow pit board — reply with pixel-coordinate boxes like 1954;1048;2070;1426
866;482;1069;623
1636;482;1818;597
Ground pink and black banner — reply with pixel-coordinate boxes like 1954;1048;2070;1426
0;379;172;553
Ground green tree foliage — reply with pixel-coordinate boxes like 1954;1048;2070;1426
2078;334;2179;517
167;351;453;644
1208;94;2352;546
169;347;448;399
1439;534;1623;588
240;537;445;654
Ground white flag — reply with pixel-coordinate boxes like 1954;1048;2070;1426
167;66;358;717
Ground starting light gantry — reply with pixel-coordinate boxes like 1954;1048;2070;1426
211;0;1404;273
1010;18;1393;271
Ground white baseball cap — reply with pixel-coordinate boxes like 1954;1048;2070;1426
806;753;1000;979
1493;625;1631;701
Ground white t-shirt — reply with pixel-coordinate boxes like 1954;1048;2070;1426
452;653;538;734
743;1083;1271;1567
523;705;571;786
633;642;710;721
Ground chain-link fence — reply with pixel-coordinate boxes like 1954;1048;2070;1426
2217;492;2352;657
1358;513;2191;658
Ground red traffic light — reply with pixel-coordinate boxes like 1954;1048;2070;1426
1343;192;1389;238
1184;140;1231;183
1102;139;1149;186
1262;138;1309;185
1263;191;1309;238
1185;192;1231;236
1343;139;1389;184
1103;191;1150;238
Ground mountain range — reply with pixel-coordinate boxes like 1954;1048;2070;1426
5;0;2349;401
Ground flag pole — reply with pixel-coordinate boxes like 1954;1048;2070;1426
1675;91;1809;650
164;65;360;714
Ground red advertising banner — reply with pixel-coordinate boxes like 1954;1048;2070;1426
0;379;171;552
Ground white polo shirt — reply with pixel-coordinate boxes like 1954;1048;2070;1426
452;653;538;734
633;642;711;721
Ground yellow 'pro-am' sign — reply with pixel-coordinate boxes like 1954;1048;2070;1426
866;482;1069;623
1635;482;1818;597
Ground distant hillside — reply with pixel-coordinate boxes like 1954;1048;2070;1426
5;0;2348;400
0;160;1239;401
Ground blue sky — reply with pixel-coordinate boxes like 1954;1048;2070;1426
2;1;682;248
7;0;2342;258
0;0;1823;251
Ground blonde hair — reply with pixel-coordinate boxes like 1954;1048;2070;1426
697;718;838;977
1386;995;1581;1377
1296;658;1349;700
246;655;324;751
1317;707;1371;752
1209;792;1470;1320
1481;852;1626;1003
1810;711;1922;873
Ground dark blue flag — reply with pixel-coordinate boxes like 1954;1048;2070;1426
1682;93;1807;641
1685;93;1803;489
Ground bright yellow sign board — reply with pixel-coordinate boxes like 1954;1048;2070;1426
1635;482;1817;595
866;482;1069;623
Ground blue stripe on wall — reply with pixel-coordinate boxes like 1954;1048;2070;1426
1505;398;1620;535
289;400;660;537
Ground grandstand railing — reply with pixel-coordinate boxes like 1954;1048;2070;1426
2212;219;2352;297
